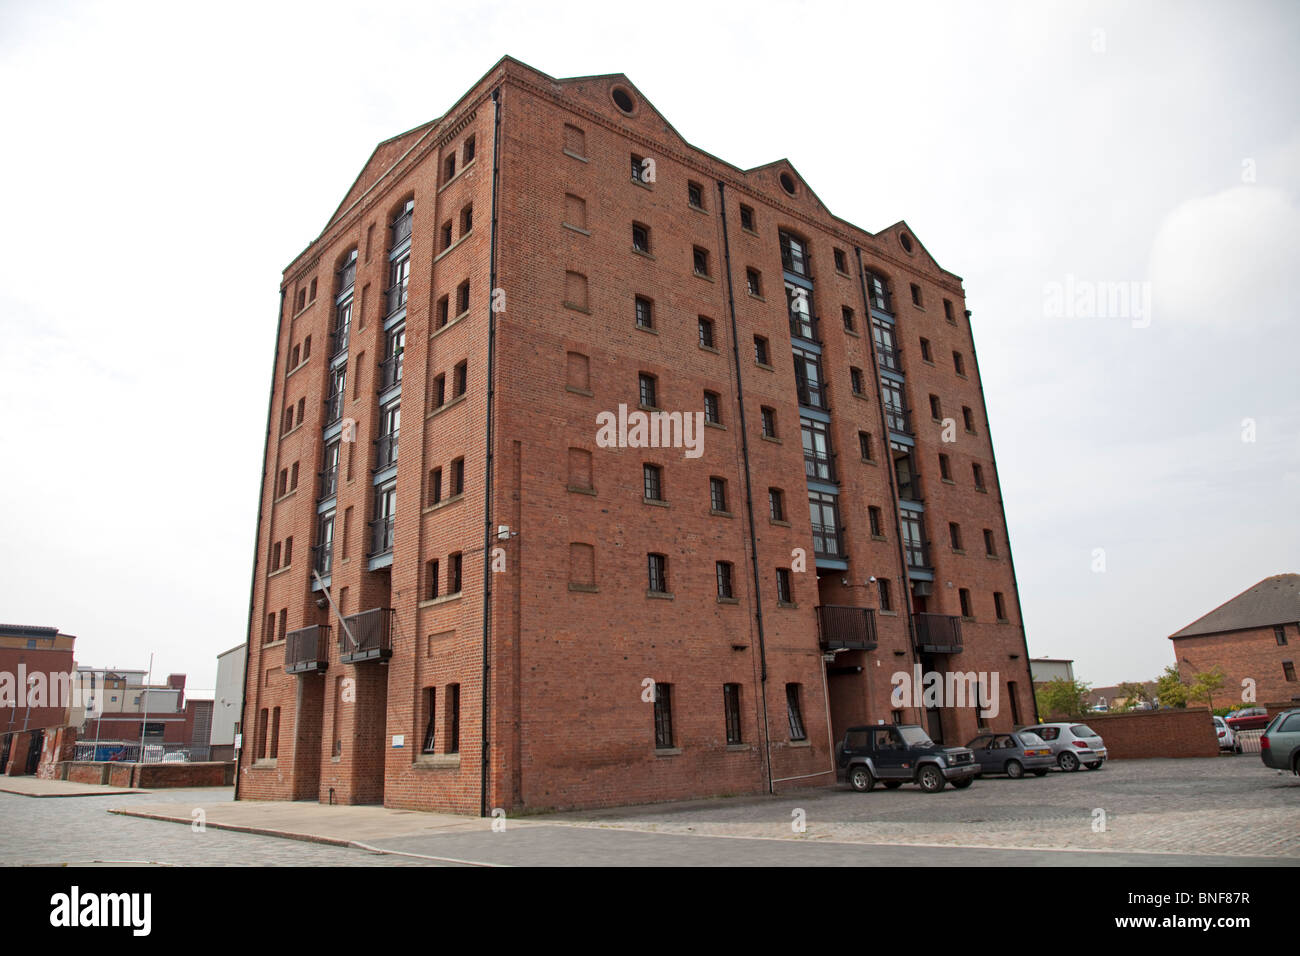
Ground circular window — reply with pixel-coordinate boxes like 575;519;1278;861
779;172;797;195
899;233;914;253
611;87;635;114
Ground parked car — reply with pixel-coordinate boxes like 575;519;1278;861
1018;722;1108;771
1226;707;1271;732
1259;709;1300;775
966;731;1055;778
1212;716;1241;753
836;724;978;793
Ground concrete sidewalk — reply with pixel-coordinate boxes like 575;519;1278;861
0;777;148;798
110;797;501;856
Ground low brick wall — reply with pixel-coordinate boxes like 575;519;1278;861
3;733;33;776
37;727;77;779
1074;708;1219;759
60;761;236;788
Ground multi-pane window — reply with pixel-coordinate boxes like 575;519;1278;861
739;204;755;231
632;222;651;254
422;688;437;753
900;511;927;569
779;231;809;277
1276;626;1289;646
653;682;674;749
746;268;762;296
647;553;668;593
716;561;734;600
786;284;816;341
703;391;721;425
809;490;842;557
842;306;856;331
910;283;923;306
387;254;411;316
315;511;334;577
959;587;973;618
865;272;891;313
1284;662;1297;683
372;484;396;556
321;440;340;498
382;325;405;390
776;568;793;604
769;488;785;522
635;295;654;329
638;372;658;408
377;400;400;468
833;248;848;273
984;529;997;556
754;335;770;365
687;181;704;209
802;417;835;482
709;476;728;513
786;684;807;740
881;380;909;433
872;319;899;370
693;246;710;277
793;347;825;409
859;431;874;461
698;316;715;349
631;153;648;183
868;505;883;537
723;684;742;745
850;367;864;395
325;365;347;424
332;299;352;357
643;464;663;501
760;406;777;438
877;576;893;611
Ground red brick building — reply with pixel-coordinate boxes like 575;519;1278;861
238;57;1036;814
1170;573;1300;707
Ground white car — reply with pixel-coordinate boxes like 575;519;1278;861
1212;716;1241;754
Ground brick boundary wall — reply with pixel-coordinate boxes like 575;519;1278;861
36;727;77;779
58;761;235;788
1065;708;1219;759
3;733;32;776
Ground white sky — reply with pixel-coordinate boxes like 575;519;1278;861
1;0;1297;696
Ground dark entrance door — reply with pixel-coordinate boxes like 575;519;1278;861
25;729;44;774
0;734;11;773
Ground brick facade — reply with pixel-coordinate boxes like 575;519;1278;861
1075;709;1219;759
237;57;1037;814
1172;623;1300;708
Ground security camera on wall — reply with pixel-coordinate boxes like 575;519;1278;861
868;576;877;584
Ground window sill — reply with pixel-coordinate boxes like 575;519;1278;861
770;519;791;528
870;534;887;542
646;590;675;601
419;592;463;610
942;478;955;485
281;423;304;440
996;617;1010;624
631;179;653;192
431;311;467;340
986;554;1000;561
273;490;298;504
568;583;599;593
287;359;310;378
726;743;751;752
562;301;591;314
843;328;861;338
688;203;708;215
427;393;468;421
760;435;782;445
423;493;465;515
437;157;477;193
834;269;851;279
704;421;726;431
879;609;899;617
717;596;739;605
861;457;877;466
921;359;936;367
631;248;656;262
747;292;766;303
955;372;969;380
709;509;734;519
263;639;286;649
562;222;591;236
787;739;810;748
267;565;292;579
654;747;682;756
699;344;720;354
434;230;473;263
565;385;594;397
693;272;715;283
251;759;279;770
952;548;966;555
414;754;461;769
741;226;759;237
755;362;774;372
975;487;988;494
566;484;596;496
635;324;658;335
562;149;589;163
852;392;869;401
777;601;798;609
642;497;669;508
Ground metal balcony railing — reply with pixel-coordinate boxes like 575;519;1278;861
876;342;901;371
378;353;403;391
338;608;394;664
780;245;810;278
811;522;844;560
311;541;333;578
912;613;963;654
323;390;344;426
385;282;407;317
884;404;913;436
804;450;837;484
788;312;820;343
370;515;395;557
285;624;330;674
796;382;829;411
903;538;932;571
375;431;399;469
817;605;878;652
896;469;923;503
330;322;349;357
337;260;356;293
319;467;338;499
391;211;413;248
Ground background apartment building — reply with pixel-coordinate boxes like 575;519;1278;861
240;57;1035;814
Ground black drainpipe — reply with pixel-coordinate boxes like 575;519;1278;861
479;87;503;817
235;286;286;800
963;308;1039;723
717;181;773;795
854;249;919;707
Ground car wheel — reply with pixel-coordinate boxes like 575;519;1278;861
1058;751;1080;772
1004;759;1024;779
917;765;946;793
883;781;903;790
1032;769;1049;777
848;765;875;793
1085;762;1101;770
951;776;974;789
1234;743;1242;755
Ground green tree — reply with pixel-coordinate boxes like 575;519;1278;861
1155;664;1188;709
1114;681;1153;712
1188;666;1227;710
1035;678;1091;720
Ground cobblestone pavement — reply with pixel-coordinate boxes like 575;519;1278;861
0;789;440;866
541;756;1300;859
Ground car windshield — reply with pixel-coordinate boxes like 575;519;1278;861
1018;732;1046;745
899;726;934;747
1070;725;1098;738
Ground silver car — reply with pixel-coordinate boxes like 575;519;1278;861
1019;722;1108;771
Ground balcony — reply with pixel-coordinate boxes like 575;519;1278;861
796;382;829;411
312;541;333;578
330;323;349;358
811;522;844;560
385;283;408;318
817;605;878;652
884;405;913;436
370;515;395;557
780;244;810;278
896;469;923;503
338;608;394;664
375;431;399;470
285;624;330;674
788;313;820;343
319;466;338;499
391;210;413;248
323;390;344;427
876;342;901;372
912;613;963;654
804;450;837;484
378;353;403;391
903;538;932;571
